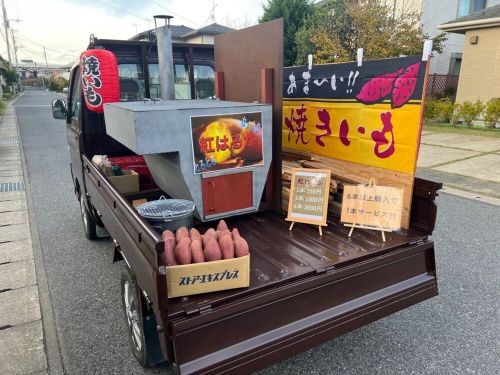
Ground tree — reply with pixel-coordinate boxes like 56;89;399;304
295;0;447;65
0;67;19;86
259;0;313;66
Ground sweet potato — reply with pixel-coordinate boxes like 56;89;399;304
189;228;202;243
204;238;222;261
232;228;241;240
202;228;217;248
219;234;234;259
216;229;231;241
217;219;229;231
175;237;192;265
162;229;175;243
234;237;249;257
190;239;205;263
163;237;177;266
175;226;190;243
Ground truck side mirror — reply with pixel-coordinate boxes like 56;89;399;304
52;99;67;120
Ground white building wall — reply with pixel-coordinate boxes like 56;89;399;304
422;0;500;74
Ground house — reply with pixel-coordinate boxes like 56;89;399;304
438;4;500;103
130;23;234;44
422;0;500;75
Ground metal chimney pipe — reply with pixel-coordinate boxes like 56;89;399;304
154;15;175;100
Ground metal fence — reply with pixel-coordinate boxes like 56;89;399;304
426;74;459;99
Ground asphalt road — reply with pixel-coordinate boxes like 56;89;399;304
16;88;499;375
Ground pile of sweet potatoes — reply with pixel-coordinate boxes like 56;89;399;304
162;220;250;266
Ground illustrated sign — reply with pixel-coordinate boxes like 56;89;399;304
282;56;428;174
341;185;404;230
191;113;264;174
80;49;120;113
286;168;331;226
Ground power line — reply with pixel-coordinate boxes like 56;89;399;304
149;0;202;27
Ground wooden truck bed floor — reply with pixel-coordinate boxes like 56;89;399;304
166;211;427;319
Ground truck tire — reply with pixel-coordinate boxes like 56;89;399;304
121;267;148;367
80;195;97;240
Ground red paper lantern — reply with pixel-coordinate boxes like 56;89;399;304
80;49;120;112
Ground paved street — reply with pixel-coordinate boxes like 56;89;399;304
12;88;500;374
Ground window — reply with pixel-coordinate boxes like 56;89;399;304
194;65;215;99
118;64;145;101
70;72;81;124
148;64;192;99
457;0;486;17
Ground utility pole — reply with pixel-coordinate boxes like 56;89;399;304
43;46;49;68
1;0;12;68
11;29;18;67
10;17;21;68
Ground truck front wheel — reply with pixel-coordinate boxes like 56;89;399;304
80;195;97;240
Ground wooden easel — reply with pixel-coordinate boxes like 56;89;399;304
289;221;323;236
345;178;387;242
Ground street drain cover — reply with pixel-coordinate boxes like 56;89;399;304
0;182;25;192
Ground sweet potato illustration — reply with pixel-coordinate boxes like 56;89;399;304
234;237;250;257
219;234;235;259
189;228;202;243
163;236;178;266
204;238;222;261
190;239;205;263
356;69;403;104
175;237;192;265
175;226;190;243
217;219;229;231
392;63;420;108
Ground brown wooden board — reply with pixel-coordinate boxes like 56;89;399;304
215;19;284;212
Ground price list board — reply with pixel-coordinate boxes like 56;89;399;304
286;168;331;226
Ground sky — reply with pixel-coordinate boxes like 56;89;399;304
3;0;265;66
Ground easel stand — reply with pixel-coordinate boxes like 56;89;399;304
345;178;388;242
289;221;323;236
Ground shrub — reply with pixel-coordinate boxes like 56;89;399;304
483;98;500;129
436;98;456;124
2;92;12;100
456;100;484;127
0;99;6;115
423;98;439;125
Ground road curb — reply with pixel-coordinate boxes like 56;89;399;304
14;98;65;375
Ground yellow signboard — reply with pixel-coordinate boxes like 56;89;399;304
282;56;427;174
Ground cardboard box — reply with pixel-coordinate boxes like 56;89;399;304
107;170;140;194
166;255;250;298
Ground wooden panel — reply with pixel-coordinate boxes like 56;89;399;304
202;172;253;216
215;19;283;212
301;156;414;229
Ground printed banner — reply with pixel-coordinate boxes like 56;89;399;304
191;112;264;174
283;56;427;174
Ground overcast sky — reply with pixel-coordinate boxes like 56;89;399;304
3;0;265;66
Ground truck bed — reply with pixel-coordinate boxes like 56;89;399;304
83;155;439;374
167;211;426;319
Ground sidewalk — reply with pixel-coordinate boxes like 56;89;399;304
0;103;48;374
417;131;500;205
